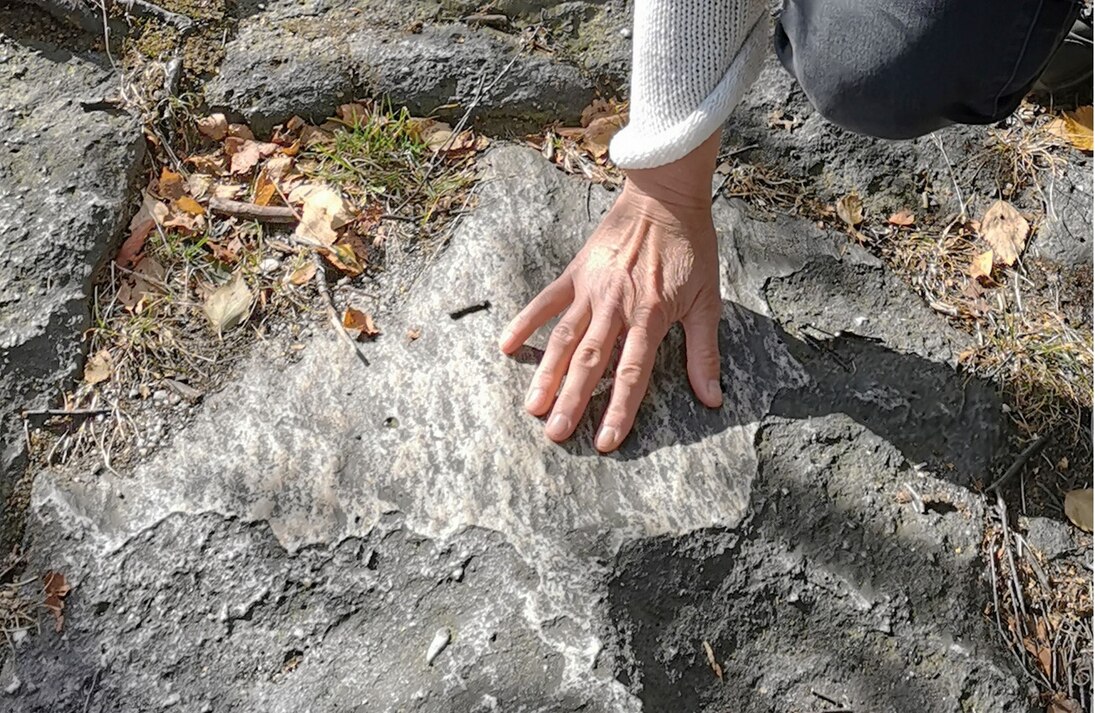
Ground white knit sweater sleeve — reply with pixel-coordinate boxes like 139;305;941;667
609;0;768;169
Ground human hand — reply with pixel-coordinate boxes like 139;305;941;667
499;132;724;452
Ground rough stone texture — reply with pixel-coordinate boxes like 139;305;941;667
729;50;1094;268
0;25;144;540
11;147;1030;712
204;0;607;136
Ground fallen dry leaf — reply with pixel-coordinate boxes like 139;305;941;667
117;192;169;268
969;249;995;280
1049;695;1084;713
228;123;255;140
1046;106;1093;152
888;209;916;226
225;137;279;175
835;193;863;227
158;168;186;200
203;273;253;335
1064;488;1092;532
175;195;205;215
286;261;317;285
980;200;1029;266
186;152;228;175
83;349;113;385
406;327;421;341
342;307;380;340
42;571;70;633
186;173;215;199
196;113;228;141
293;186;353;246
322;243;364;276
213;183;246;200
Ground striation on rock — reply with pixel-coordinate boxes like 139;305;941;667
14;148;1029;712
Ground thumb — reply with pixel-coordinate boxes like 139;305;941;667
681;298;723;408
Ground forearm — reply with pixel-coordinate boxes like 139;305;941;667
610;0;767;170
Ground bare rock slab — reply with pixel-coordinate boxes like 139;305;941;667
15;148;1027;712
0;27;144;540
205;1;598;136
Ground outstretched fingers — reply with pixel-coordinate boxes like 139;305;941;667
544;309;622;442
523;304;591;416
594;321;665;452
681;299;724;408
499;276;574;355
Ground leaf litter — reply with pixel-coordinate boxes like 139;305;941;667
43;99;485;475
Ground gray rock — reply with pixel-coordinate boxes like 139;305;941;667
1020;515;1078;561
205;7;598;136
0;30;144;542
1029;156;1093;266
15;148;1024;711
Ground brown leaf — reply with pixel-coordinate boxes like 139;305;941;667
406;327;421;341
253;176;278;207
186;152;228;175
1046;106;1093;152
43;571;70;598
197;113;228;141
1064;488;1093;532
887;209;916;226
1049;695;1084;713
158;167;186;200
225;138;279;175
117;193;169;268
321;243;364;276
83;349;113;385
341;307;380;340
835;194;863;227
980;200;1029;266
43;570;70;633
212;183;246;200
969;250;995;280
203;273;253;335
336;102;370;126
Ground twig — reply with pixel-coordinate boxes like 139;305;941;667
931;132;967;222
311;254;370;367
208;198;298;223
83;668;101;713
988;433;1051;491
22;408;110;420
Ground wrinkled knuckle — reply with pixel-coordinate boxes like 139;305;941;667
551;322;577;349
615;362;645;388
575;343;603;369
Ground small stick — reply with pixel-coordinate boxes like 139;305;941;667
449;301;491;320
988;433;1051;492
22;408;110;419
208;197;297;223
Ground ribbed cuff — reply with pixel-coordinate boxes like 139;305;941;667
609;15;767;170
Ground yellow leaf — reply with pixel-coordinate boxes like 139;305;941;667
969;250;995;280
980;200;1028;266
1064;488;1093;532
203;273;253;336
83;349;113;385
293;186;353;246
1047;106;1093;152
286;262;317;286
158;167;185;200
175;195;205;215
835;193;863;227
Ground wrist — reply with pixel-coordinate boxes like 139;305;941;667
621;130;721;210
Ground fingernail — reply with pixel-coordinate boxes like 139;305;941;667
547;413;571;438
498;327;513;351
707;379;723;405
524;387;545;410
596;426;619;452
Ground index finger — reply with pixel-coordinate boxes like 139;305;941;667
499;276;574;354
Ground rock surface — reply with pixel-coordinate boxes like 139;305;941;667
204;0;611;136
11;147;1030;712
0;22;144;541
